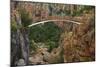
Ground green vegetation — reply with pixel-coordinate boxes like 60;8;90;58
19;8;32;28
11;19;17;32
29;22;62;52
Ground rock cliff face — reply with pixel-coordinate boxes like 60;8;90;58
61;13;95;62
11;10;29;66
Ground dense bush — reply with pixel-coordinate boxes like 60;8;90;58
11;19;17;32
29;22;62;52
19;8;32;28
29;22;62;42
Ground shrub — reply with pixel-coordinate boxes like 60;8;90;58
19;8;32;28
